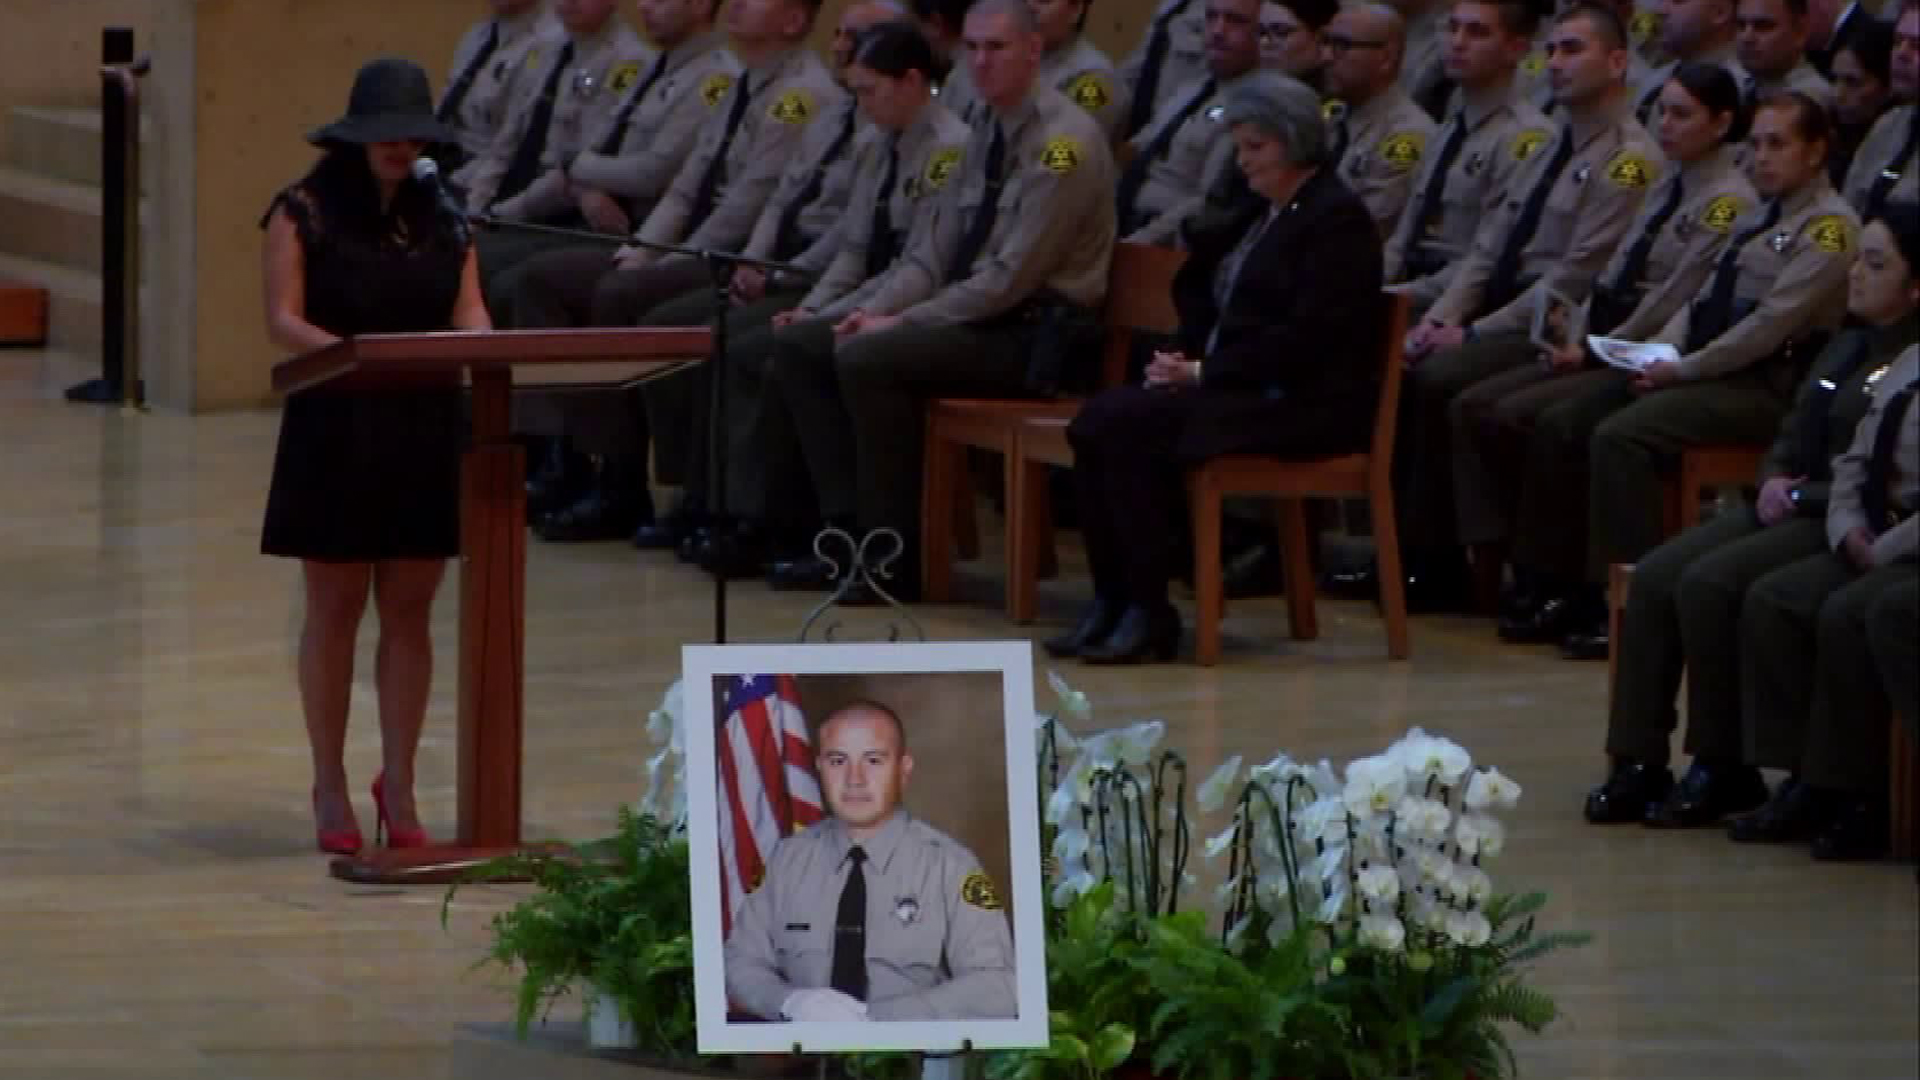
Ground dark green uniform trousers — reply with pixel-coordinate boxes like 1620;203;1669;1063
1393;335;1535;550
762;318;1031;557
1451;363;1618;547
1509;370;1635;580
1605;511;1827;765
1741;552;1911;794
477;229;601;318
1868;573;1920;736
636;287;807;519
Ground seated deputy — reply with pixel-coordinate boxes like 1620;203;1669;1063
1047;71;1387;665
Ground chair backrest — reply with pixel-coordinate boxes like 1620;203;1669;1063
1368;292;1411;473
1098;241;1187;389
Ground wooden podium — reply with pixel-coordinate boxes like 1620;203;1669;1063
271;328;710;884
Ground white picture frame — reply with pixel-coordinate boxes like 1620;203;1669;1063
680;641;1049;1054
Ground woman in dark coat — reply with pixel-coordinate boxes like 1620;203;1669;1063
1050;71;1388;664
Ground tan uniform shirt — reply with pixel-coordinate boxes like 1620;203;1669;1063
935;63;983;132
738;96;865;263
463;18;652;215
1827;345;1919;564
635;46;845;256
1329;86;1438;237
1124;70;1258;246
1511;38;1662;116
1658;177;1859;379
1744;59;1836;112
861;86;1117;325
1603;144;1759;342
1841;104;1919;215
799;102;971;319
723;812;1018;1022
1430;98;1661;340
1040;35;1130;140
562;32;740;204
442;10;555;170
1119;0;1210;132
1383;81;1553;305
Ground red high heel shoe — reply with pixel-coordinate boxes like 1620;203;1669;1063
312;788;364;856
371;772;430;849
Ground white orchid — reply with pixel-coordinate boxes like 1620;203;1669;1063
1046;670;1093;723
1205;820;1240;860
1342;754;1407;818
1294;796;1349;847
1394;795;1454;842
1445;910;1492;947
1112;720;1167;767
1455;812;1507;859
1051;821;1091;863
1453;864;1494;906
1312;843;1350;884
1051;865;1099;908
1316;879;1353;924
1197;754;1245;812
1465;767;1523;811
1045;783;1080;825
1398;732;1473;787
1358;913;1407;952
1356;864;1401;905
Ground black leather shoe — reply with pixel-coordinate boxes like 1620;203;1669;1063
1728;777;1829;843
632;508;702;551
677;527;714;564
1584;759;1674;824
533;490;643;543
1645;759;1769;828
1560;618;1611;662
699;526;769;580
1080;605;1181;665
1811;795;1889;861
1043;599;1123;659
1499;593;1582;644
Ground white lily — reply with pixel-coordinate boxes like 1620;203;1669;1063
1197;754;1245;812
1358;913;1407;952
1465;767;1523;811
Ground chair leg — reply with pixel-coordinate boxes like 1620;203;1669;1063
1008;456;1045;624
922;434;960;603
1370;479;1410;661
1192;477;1225;666
954;475;981;561
1891;718;1916;861
1278;498;1319;642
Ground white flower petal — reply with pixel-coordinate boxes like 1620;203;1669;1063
1197;754;1245;812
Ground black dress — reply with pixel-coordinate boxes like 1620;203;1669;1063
260;155;469;562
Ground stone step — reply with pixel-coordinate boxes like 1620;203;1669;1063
0;252;102;358
5;105;149;190
0;166;104;274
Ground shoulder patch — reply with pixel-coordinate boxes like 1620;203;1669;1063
769;88;814;125
1510;128;1550;162
1067;72;1112;112
960;870;1003;910
1040;136;1081;175
700;72;734;107
1521;50;1547;75
1629;8;1663;44
1379;130;1425;174
923;146;963;192
1605;149;1653;190
1699;194;1745;234
1804;214;1854;254
609;63;641;94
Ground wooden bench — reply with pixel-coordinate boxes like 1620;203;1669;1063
1666;445;1766;533
0;280;49;346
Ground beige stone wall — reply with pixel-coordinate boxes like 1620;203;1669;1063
0;0;167;137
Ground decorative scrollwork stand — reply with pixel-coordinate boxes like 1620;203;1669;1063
796;526;927;643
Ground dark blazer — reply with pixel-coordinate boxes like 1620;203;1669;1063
1166;166;1387;462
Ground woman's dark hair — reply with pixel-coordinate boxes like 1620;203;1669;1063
851;19;942;80
1871;203;1920;280
1754;88;1834;152
300;146;467;252
1835;18;1895;88
1667;60;1749;144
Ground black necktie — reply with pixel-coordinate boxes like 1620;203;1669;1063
1690;199;1782;350
439;21;502;123
1863;380;1918;532
1397;110;1467;280
690;73;754;224
1864;126;1918;220
1327;107;1352;166
497;40;577;204
1124;0;1193;139
867;139;903;278
597;50;671;156
1609;173;1685;295
1788;331;1872;478
946;124;1006;283
1484;126;1575;309
774;105;859;260
1116;78;1215;227
829;846;869;1001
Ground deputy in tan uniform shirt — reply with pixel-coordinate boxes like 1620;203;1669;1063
1322;3;1438;236
1842;102;1918;216
725;702;1017;1023
1118;0;1265;244
761;0;1115;596
1032;0;1130;137
440;1;556;185
1735;0;1836;109
1384;0;1553;308
1120;0;1213;136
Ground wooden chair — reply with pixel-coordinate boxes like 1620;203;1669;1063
1186;293;1412;665
1893;718;1917;861
1665;445;1767;533
921;242;1187;605
0;279;49;346
1008;416;1075;623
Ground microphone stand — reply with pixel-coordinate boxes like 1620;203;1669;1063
472;215;812;645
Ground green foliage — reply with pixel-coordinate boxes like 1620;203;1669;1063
443;806;697;1052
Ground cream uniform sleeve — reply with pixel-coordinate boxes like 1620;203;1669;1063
1054;43;1131;141
1826;348;1920;561
1339;96;1436;238
721;834;818;1022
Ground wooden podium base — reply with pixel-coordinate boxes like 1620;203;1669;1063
327;842;566;886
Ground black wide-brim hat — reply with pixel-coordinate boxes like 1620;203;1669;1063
307;56;458;147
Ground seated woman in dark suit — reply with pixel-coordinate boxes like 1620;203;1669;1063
1048;71;1388;665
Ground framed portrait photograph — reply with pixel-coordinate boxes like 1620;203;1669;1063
679;641;1049;1054
1529;287;1583;353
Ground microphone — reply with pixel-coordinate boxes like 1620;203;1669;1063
412;157;470;227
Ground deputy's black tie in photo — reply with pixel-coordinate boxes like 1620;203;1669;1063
829;845;868;1000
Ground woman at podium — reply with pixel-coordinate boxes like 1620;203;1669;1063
258;58;492;856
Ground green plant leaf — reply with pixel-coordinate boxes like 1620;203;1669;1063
1088;1024;1136;1071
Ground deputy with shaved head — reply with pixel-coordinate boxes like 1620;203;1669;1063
724;701;1017;1023
1321;1;1439;235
